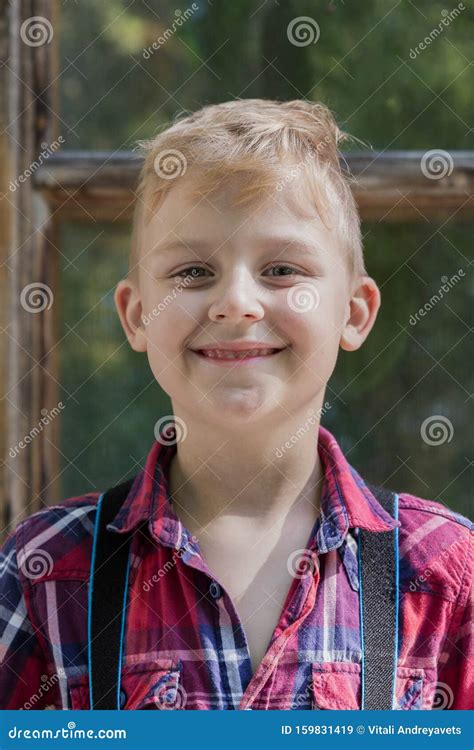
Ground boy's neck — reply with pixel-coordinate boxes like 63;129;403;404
166;410;325;534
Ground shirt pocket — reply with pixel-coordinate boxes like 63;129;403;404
68;659;183;710
311;662;426;710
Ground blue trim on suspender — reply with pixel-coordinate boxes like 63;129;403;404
357;531;366;710
357;493;400;710
88;492;104;710
392;493;400;710
117;551;131;710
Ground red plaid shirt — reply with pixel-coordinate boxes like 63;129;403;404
0;425;472;710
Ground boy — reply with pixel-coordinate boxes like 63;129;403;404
0;99;472;711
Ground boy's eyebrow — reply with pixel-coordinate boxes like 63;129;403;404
152;237;323;258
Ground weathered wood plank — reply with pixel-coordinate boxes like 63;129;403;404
1;0;60;539
33;150;474;222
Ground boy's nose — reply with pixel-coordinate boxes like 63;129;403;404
208;274;265;322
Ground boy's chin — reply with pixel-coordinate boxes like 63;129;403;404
196;392;282;425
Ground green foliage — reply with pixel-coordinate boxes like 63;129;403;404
58;1;472;516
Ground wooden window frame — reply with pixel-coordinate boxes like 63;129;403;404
1;0;473;535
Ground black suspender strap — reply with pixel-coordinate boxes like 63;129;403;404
359;484;400;710
88;476;136;710
87;477;399;711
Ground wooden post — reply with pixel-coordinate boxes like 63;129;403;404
1;0;60;540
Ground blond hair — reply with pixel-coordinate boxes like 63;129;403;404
129;99;365;280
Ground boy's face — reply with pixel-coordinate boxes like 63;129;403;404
115;170;380;429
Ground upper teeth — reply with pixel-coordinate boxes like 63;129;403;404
200;348;277;359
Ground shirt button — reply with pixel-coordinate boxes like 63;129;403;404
119;689;127;709
209;581;222;600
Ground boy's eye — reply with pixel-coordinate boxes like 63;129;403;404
173;264;302;280
173;266;209;280
263;264;301;277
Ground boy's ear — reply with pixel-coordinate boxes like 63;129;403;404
114;278;147;353
339;276;381;352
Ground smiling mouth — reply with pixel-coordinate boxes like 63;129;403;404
191;347;285;364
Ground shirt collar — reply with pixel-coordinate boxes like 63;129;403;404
106;423;400;554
